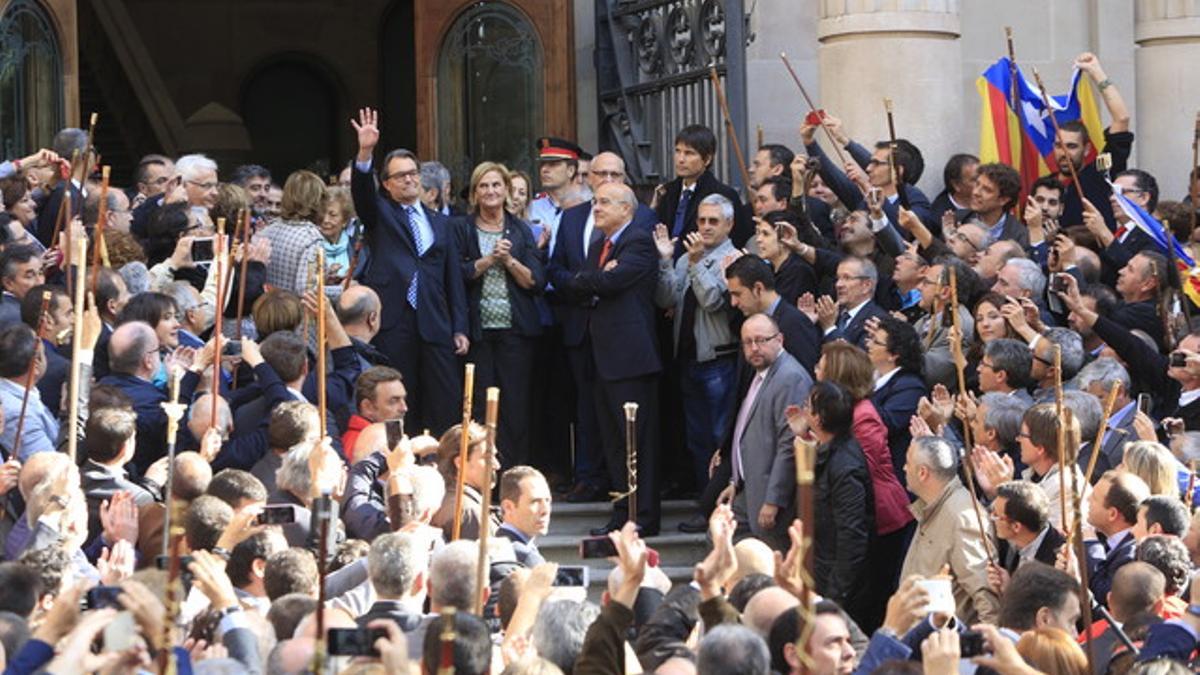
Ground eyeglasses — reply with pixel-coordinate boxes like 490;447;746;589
742;333;780;348
1032;354;1053;367
979;359;995;371
1016;431;1031;440
866;159;887;168
385;170;420;181
186;180;218;191
836;275;870;283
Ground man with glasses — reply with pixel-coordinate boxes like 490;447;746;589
130;154;174;209
813;256;887;348
717;313;811;549
977;338;1034;405
990;480;1065;581
549;151;655;504
911;257;975;388
349;107;468;438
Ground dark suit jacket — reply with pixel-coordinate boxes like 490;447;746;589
1109;299;1165;352
557;223;662;381
343;451;390;541
771;298;821;376
996;526;1066;574
870;370;926;481
35;181;84;247
38;339;68;418
355;600;431;659
549;201;657;347
351;165;467;346
452;212;545;339
1087;531;1137;604
97;370;199;475
1060;128;1134;233
822;300;888;349
654;170;753;250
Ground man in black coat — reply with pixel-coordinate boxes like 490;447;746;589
349;108;469;436
555;183;662;535
653;125;753;253
991;481;1066;577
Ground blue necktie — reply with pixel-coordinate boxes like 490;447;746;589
672;189;693;238
405;205;426;308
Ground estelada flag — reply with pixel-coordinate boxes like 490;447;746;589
977;57;1106;197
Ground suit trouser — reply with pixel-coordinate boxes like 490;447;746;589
379;306;461;436
566;344;607;489
470;329;535;468
594;371;661;527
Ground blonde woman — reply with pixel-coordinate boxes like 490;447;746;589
451;162;543;467
256;170;327;294
1121;441;1185;500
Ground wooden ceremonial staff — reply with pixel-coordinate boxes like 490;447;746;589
451;363;476;541
210;220;226;430
310;470;333;674
65;238;87;462
1084;382;1121;486
79;112;98;185
159;368;186;559
233;210;252;389
779;53;851;167
1070;463;1096;673
1005;27;1026;218
89;166;111;294
793;435;817;675
343;230;363;291
1054;346;1070;534
11;291;51;459
951;272;995;566
156;367;186;675
316;249;327;439
437;607;457;674
883;98;910;210
474;387;500;616
709;66;754;193
1031;69;1085;201
623;403;639;524
221;211;246;308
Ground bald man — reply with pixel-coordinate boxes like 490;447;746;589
553;182;663;534
137;451;212;561
99;321;206;474
336;285;388;369
547;153;658;503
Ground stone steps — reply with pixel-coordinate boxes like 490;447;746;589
542;500;709;602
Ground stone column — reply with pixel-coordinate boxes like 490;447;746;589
1135;2;1200;201
817;0;962;197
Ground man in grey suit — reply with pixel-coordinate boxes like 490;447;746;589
719;314;813;550
497;465;551;567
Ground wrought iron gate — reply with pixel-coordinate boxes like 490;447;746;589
595;0;748;189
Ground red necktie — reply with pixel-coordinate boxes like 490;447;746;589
597;238;613;268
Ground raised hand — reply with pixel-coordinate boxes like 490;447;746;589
683;231;705;264
100;490;139;544
882;576;931;636
797;292;818;325
815;295;838;330
971;445;1014;499
351;108;380;159
652;224;676;261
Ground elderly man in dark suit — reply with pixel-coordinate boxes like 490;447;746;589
807;256;887;349
556;182;662;535
355;531;433;658
496;465;551;567
548;151;656;503
718;313;812;550
349;108;469;436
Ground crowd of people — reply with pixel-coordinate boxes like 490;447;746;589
0;49;1194;673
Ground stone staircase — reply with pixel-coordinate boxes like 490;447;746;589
541;500;710;602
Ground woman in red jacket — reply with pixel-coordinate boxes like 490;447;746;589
815;341;915;632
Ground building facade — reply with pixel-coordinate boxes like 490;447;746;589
2;0;1198;200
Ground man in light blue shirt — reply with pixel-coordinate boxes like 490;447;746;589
0;323;60;461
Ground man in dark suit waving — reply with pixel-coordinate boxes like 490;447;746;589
349;108;469;435
556;182;662;535
807;255;887;349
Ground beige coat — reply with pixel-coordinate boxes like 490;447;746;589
899;477;1000;624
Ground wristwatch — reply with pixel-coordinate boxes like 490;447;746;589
215;604;243;620
1187;604;1200;618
